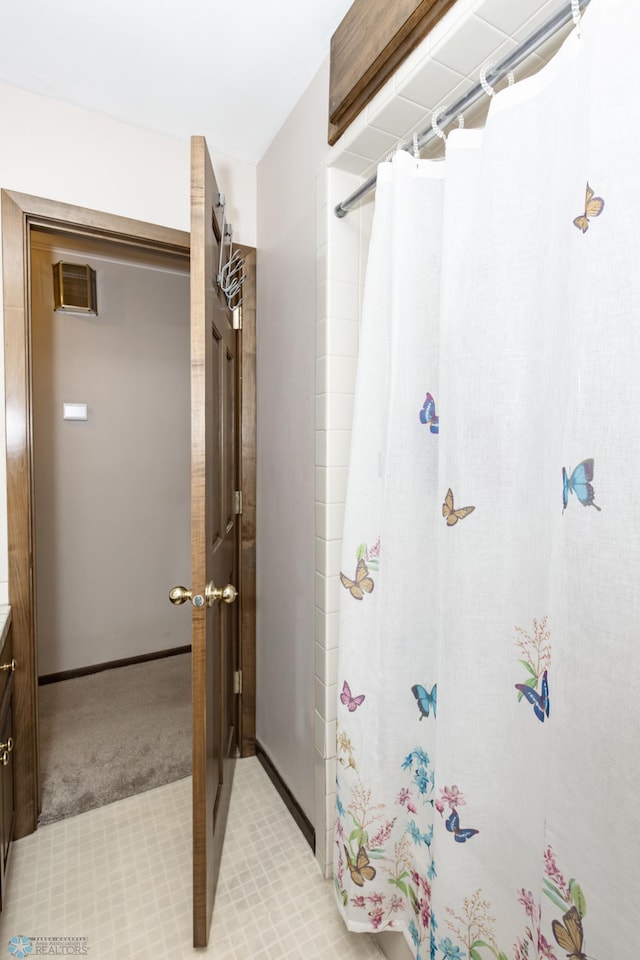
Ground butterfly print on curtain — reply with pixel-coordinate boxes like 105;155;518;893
442;488;475;526
573;182;604;233
514;616;551;723
515;848;590;960
340;680;365;712
340;559;374;600
335;746;437;955
433;848;591;960
436;785;479;843
412;683;437;719
420;392;440;434
562;459;601;512
343;844;376;886
340;538;380;600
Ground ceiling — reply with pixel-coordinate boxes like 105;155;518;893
0;0;354;165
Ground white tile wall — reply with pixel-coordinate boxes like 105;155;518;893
314;166;362;877
315;0;580;887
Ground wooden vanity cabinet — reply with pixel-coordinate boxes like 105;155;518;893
0;619;15;912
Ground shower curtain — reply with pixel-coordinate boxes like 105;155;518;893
334;2;639;959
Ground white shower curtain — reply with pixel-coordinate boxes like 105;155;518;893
334;2;639;959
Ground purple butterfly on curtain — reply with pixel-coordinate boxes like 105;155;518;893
515;669;550;722
419;392;439;434
445;808;478;843
340;680;365;712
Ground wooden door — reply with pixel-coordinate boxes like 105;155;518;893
189;136;239;946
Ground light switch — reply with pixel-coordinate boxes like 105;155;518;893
63;403;88;421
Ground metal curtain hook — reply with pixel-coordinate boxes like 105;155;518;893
431;106;448;142
386;141;404;162
571;0;582;38
479;60;496;98
480;60;515;98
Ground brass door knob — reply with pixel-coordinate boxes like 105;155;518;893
205;582;238;606
169;586;205;607
169;586;192;605
0;659;16;673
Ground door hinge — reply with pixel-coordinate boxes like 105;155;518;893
234;670;242;695
232;305;242;330
234;490;243;515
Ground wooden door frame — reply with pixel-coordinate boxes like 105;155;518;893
1;189;256;839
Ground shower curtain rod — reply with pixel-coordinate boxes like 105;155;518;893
334;0;592;218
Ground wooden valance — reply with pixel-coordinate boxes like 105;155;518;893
329;0;456;145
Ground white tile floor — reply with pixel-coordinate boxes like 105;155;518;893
0;757;383;959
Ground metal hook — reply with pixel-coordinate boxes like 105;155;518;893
216;195;245;311
571;0;582;37
479;60;496;97
479;60;515;98
431;106;448;142
220;250;245;310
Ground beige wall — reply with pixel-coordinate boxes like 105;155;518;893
31;235;191;675
0;83;257;242
255;58;331;821
0;81;257;605
257;59;427;960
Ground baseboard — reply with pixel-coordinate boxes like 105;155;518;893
255;740;315;853
38;645;192;685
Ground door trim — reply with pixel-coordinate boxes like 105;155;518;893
236;245;256;757
1;189;256;839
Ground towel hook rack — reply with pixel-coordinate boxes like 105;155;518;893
215;193;245;312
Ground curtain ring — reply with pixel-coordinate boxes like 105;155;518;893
480;60;515;97
385;141;404;162
413;132;421;159
431;106;448;142
457;115;465;129
479;60;496;98
571;0;582;38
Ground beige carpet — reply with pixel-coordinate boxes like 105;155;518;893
38;653;191;824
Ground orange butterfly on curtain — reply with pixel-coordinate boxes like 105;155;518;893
343;845;376;886
552;906;590;960
573;182;604;233
340;559;374;600
442;488;475;526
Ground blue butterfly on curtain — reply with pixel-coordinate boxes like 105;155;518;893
411;683;437;719
562;458;601;512
445;809;478;843
515;669;550;723
419;392;439;434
